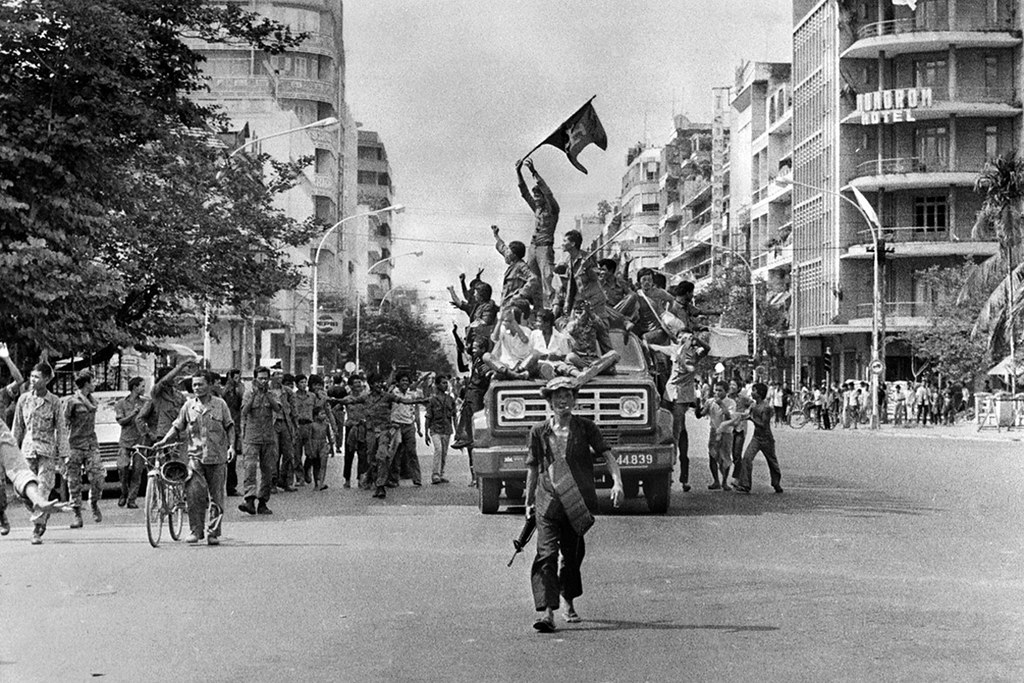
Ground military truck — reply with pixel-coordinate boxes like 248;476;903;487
472;334;676;514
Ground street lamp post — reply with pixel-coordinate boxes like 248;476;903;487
203;116;341;369
776;176;884;429
377;281;430;314
353;250;424;371
311;204;405;373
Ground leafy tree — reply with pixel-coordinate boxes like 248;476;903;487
0;0;309;361
325;305;454;378
901;261;991;385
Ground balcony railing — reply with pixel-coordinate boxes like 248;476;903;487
857;225;992;244
854;156;951;176
855;301;936;318
856;17;1013;40
957;85;1019;104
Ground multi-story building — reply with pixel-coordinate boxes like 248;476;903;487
356;130;396;308
611;144;665;271
186;0;354;374
791;0;1013;384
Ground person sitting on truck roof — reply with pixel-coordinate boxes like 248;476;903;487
524;309;570;380
483;307;533;380
557;300;620;383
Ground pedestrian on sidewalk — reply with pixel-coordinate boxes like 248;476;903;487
156;371;235;545
12;362;69;544
524;377;624;633
425;375;456;484
734;382;782;495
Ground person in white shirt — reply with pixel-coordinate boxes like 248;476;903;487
483;307;533;380
524;310;571;379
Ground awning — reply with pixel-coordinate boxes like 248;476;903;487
987;355;1024;377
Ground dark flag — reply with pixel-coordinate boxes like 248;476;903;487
534;96;608;174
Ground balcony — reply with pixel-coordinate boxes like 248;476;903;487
848;156;978;191
854;301;936;319
659;200;683;228
276;77;337;104
841;85;1021;125
841;225;998;259
843;17;1020;59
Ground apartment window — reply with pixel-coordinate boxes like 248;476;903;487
358;146;383;160
314;149;333;174
357;170;377;185
914;59;947;89
985;125;999;160
205;56;252;77
641;202;660;213
984;56;1000;89
377;222;390;237
645;162;659;181
916;0;948;28
915;126;948;168
314;196;335;223
913;196;947;231
377;172;391;187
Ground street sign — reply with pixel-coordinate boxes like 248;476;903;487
317;313;342;335
870;360;884;375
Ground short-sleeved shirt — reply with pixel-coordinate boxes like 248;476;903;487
344;387;370;423
495;326;533;365
64;393;99;451
13;391;68;460
293;390;316;423
114;393;147;447
242;387;278;445
526;415;609;516
529;328;570;357
173;395;234;464
390;388;417;425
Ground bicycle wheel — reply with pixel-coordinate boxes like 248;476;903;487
167;485;185;541
789;410;807;429
145;478;164;548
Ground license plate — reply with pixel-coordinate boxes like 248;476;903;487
615;453;654;466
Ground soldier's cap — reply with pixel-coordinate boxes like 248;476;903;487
540;376;578;399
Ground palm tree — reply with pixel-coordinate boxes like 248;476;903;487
968;151;1024;391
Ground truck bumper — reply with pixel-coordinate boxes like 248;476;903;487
474;443;676;480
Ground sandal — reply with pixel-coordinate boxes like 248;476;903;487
533;615;557;632
563;607;582;623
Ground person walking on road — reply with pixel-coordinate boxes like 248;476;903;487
155;371;235;545
239;367;280;516
524;377;624;633
221;369;245;496
390;372;424;486
64;371;104;528
114;377;147;508
733;382;783;495
1;420;71;542
342;374;369;489
425;375;456;484
12;362;69;544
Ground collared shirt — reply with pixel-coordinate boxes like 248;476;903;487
600;275;632;308
344;386;370;423
520;176;559;246
390;388;417;425
13;391;68;460
361;391;401;431
115;393;147;447
559;253;607;316
64;392;98;451
529;328;570;357
495;238;538;305
172;395;234;464
0;420;37;496
526;415;609;516
293;389;316;423
495;325;533;365
242;386;280;444
138;388;185;441
425;393;456;435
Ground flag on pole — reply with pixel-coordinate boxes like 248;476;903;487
892;0;917;10
536;96;608;174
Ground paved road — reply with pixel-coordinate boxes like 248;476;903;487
1;421;1022;682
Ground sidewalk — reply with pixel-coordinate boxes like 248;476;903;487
786;420;1024;443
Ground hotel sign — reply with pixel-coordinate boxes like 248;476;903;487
856;87;933;124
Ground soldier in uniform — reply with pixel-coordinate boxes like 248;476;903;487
114;376;147;508
341;374;369;489
64;370;104;528
291;374;316;486
137;357;192;459
12;362;70;544
239;366;280;516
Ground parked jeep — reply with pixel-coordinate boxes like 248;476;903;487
471;333;676;514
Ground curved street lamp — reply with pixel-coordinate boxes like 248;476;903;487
311;204;405;372
775;175;884;429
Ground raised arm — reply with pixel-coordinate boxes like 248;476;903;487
153;358;191;396
0;343;23;392
492;225;511;259
516;160;537;210
527;159;559;214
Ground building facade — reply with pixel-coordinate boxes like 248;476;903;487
356;130;396;308
791;0;1015;385
186;0;355;374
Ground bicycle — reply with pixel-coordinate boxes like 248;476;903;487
134;443;188;548
787;400;814;429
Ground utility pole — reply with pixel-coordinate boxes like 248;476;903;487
793;264;801;392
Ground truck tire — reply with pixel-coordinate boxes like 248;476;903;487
643;474;671;514
479;478;501;514
623;478;640;499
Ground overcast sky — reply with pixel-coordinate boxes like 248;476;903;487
345;0;792;323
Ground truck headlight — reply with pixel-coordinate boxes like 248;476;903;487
619;396;644;417
503;397;527;419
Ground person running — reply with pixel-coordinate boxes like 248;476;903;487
64;371;104;528
155;371;235;545
524;377;624;633
516;158;559;307
12;362;69;544
733;382;783;494
425;375;456;485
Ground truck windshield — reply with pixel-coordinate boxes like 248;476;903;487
611;334;647;374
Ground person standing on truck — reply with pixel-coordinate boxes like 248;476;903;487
491;225;538;316
524;376;625;633
516;158;559;308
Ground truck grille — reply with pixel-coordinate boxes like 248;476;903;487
495;386;650;429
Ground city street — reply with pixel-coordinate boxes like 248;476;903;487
1;421;1022;682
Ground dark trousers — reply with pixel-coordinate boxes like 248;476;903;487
531;508;586;611
294;422;313;476
243;441;278;502
275;423;294;486
731;430;745;479
226;430;239;493
117;447;145;502
671;402;689;484
186;462;226;538
370;426;402;489
0;462;6;514
737;435;781;491
344;423;368;482
395;423;420;483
